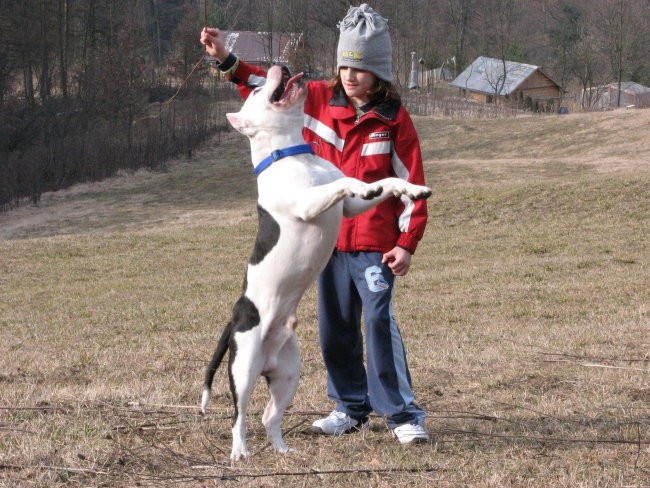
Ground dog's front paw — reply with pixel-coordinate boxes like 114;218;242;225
409;185;432;200
396;183;432;200
359;183;383;200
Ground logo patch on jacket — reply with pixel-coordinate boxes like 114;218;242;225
369;131;390;140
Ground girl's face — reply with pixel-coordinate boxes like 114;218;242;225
339;67;377;105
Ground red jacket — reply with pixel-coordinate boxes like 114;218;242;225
223;58;428;255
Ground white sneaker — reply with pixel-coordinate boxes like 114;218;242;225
311;410;368;435
392;423;430;444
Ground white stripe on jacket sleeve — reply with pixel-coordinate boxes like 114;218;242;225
304;115;345;152
391;146;414;232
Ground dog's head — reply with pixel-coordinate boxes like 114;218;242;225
226;65;306;138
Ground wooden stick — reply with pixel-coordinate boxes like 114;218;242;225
0;464;109;475
580;362;648;372
543;359;649;372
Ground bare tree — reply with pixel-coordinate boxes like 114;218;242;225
595;0;646;107
478;0;522;99
447;0;475;70
304;0;347;76
56;0;70;100
547;0;583;107
572;28;610;109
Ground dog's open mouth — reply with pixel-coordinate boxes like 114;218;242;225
268;66;305;107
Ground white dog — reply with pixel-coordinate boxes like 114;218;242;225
201;65;432;461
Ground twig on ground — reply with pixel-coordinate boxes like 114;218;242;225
146;465;440;482
0;405;70;413
125;401;204;410
579;362;648;372
0;463;109;475
111;418;197;433
542;359;649;372
429;417;650;446
0;426;38;434
501;338;648;364
465;391;567;422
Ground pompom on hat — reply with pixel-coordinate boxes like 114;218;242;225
336;4;393;82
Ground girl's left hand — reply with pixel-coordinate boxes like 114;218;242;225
382;247;412;276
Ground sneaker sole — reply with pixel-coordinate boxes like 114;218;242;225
396;435;430;445
311;421;369;436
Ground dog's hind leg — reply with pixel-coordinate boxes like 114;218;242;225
229;329;265;462
201;321;234;414
262;321;300;454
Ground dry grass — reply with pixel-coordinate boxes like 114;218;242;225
1;109;649;487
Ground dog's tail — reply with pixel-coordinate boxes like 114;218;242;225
201;320;233;414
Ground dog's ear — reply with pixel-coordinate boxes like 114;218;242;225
227;112;255;136
226;112;242;130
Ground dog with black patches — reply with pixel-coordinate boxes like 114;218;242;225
201;65;432;462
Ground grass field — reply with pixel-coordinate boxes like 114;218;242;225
1;108;649;487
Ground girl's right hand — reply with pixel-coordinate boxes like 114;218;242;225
200;27;228;62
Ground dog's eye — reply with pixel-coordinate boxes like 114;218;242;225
252;87;262;95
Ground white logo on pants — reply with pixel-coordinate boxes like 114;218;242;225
365;265;389;292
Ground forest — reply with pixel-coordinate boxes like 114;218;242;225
1;0;649;210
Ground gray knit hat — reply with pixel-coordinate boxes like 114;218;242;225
336;4;393;82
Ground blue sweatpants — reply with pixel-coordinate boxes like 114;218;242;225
317;250;426;429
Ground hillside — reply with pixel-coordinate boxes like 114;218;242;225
1;108;648;487
416;108;650;166
1;109;648;240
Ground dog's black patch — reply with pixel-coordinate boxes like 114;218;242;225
231;294;261;333
249;204;280;265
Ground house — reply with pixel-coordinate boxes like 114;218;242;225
586;81;650;109
207;30;303;71
450;56;562;111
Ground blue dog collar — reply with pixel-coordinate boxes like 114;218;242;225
254;144;315;177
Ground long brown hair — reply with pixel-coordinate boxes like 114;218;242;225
330;70;401;105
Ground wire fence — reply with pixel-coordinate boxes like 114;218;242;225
402;90;520;119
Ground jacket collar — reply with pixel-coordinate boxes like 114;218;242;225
329;86;400;121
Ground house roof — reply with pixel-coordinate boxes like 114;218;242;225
221;31;302;65
450;56;560;96
608;81;650;94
